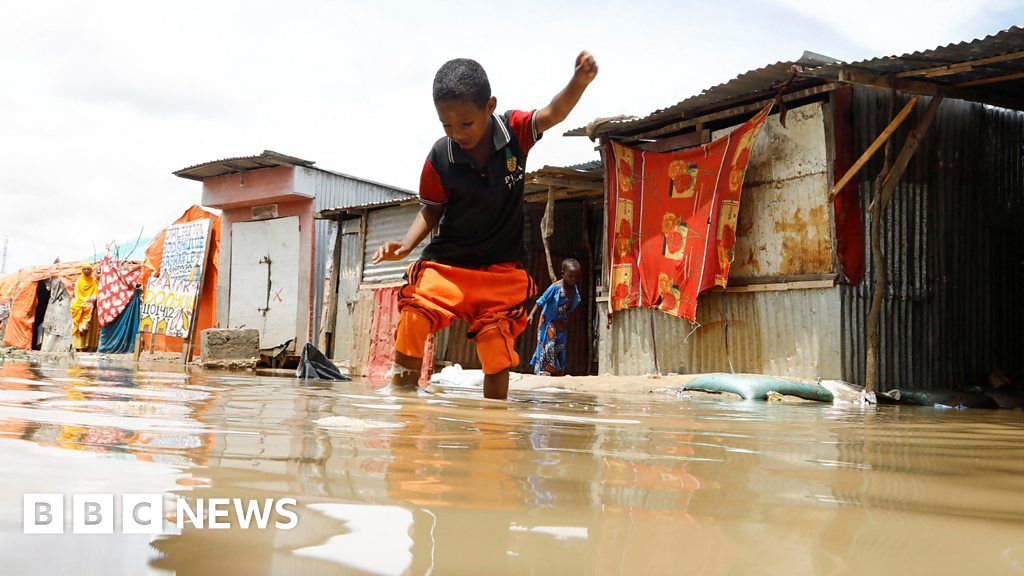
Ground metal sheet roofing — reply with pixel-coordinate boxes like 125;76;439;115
573;26;1024;139
173;150;315;181
567;52;838;138
832;25;1024;91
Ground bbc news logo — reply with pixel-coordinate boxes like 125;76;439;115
24;494;298;534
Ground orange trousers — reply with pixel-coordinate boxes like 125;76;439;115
395;260;535;374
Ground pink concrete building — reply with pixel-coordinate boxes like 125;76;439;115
174;151;411;358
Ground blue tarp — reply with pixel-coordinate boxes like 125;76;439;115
98;290;140;354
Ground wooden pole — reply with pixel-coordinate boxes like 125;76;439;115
541;185;557;283
865;95;943;394
182;221;213;365
829;96;918;200
317;220;342;352
581;200;594;374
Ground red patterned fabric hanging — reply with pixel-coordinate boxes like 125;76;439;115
97;254;142;327
607;106;771;322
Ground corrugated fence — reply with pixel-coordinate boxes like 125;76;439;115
841;86;1024;389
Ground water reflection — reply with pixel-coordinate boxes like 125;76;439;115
3;359;1024;575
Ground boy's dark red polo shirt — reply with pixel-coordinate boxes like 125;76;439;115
418;110;542;267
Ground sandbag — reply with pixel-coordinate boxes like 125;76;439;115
878;388;998;409
683;373;834;403
296;342;350;381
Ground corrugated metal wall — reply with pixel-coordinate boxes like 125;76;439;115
599;287;843;377
305;165;412;342
841;86;1024;389
714;102;835;280
361;204;427;284
599;100;844;377
331;218;363;363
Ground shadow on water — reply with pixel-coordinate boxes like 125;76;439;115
3;359;1024;574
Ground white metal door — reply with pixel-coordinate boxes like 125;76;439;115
229;216;300;350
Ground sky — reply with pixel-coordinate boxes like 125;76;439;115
1;0;1021;272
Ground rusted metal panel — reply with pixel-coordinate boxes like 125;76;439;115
597;302;658;376
310;167;412;338
599;287;842;377
365;286;434;384
361;204;427;284
349;289;375;377
841;86;1024;389
717;102;835;280
671;287;842;378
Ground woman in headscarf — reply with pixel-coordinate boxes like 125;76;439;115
70;263;99;351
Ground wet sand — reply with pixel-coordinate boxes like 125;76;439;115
2;358;1024;575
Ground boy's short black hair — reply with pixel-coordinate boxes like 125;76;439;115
433;58;491;108
562;258;581;272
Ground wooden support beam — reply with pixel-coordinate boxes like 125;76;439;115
317;220;342;352
724;278;835;293
895;49;1024;78
635;129;710;152
954;70;1024;88
524;186;603;203
620;83;835;144
828;96;919;200
864;95;943;394
878;95;944;206
530;175;603;190
838;68;1024;111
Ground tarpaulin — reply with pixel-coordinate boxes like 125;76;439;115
0;261;91;350
97;255;142;327
141;205;220;356
296;342;350;381
607;106;771;322
99;289;140;354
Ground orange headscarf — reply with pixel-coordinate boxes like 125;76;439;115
70;263;98;333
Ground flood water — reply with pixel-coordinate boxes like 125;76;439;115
2;360;1024;575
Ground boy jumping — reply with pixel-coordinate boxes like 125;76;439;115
372;52;598;399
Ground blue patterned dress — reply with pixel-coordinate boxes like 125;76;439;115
530;281;581;375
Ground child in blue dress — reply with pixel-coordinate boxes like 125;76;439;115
528;259;582;375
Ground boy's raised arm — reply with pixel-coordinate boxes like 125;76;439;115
535;51;598;135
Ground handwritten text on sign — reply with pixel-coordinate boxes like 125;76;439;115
139;277;199;338
161;219;211;282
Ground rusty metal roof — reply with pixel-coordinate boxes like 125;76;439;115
830;25;1024;91
566;52;839;138
173;150;316;181
573;26;1024;139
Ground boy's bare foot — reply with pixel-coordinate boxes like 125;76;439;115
390;351;422;390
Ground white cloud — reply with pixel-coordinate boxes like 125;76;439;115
772;0;1021;55
0;0;1019;272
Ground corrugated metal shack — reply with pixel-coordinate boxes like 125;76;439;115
175;151;413;357
319;161;605;378
573;26;1024;390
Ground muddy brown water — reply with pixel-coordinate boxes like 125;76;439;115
2;360;1024;575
